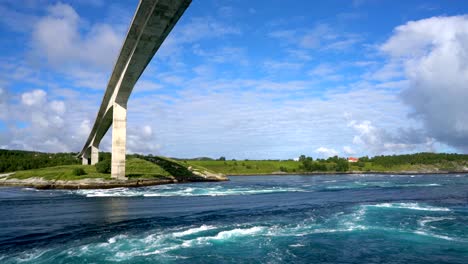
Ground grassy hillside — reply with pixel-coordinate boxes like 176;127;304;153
6;156;225;182
186;160;300;175
0;149;79;173
185;154;468;175
9;158;175;181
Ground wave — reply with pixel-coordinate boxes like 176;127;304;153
4;204;463;263
172;225;216;237
366;202;451;212
418;216;455;227
413;230;458;241
74;185;305;197
325;182;441;190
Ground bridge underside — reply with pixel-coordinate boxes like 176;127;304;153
78;0;191;179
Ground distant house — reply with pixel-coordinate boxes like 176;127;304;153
348;157;359;163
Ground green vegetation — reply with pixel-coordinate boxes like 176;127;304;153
0;149;79;173
5;153;221;182
186;159;301;175
185;153;468;175
10;164;112;181
8;158;174;181
2;149;467;179
125;157;171;179
95;159;111;174
71;168;86;176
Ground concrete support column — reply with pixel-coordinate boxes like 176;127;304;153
91;145;99;165
82;156;89;165
111;102;127;179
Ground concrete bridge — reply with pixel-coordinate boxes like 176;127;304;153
78;0;191;179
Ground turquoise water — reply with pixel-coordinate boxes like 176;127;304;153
0;174;467;263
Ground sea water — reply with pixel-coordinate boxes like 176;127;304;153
0;174;467;263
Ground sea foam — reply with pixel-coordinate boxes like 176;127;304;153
75;185;304;197
366;202;450;212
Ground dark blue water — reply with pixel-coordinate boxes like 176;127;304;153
0;174;467;263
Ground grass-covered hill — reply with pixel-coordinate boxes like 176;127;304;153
0;149;79;173
0;150;224;182
1;150;467;178
184;153;468;175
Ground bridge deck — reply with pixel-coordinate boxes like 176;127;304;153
78;0;191;178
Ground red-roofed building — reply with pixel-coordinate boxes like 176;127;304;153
347;157;359;163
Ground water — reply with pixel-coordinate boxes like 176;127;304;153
0;174;467;263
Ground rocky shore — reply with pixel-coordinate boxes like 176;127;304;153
0;173;228;190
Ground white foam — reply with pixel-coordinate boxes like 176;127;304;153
14;249;50;262
367;202;451;212
182;226;265;247
75;186;304;198
289;244;305;247
172;225;216;237
413;230;457;241
418;217;454;227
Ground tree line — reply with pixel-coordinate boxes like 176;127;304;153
0;149;79;173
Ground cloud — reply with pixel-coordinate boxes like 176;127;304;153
347;119;434;155
343;146;355;155
381;15;468;152
21;89;46;106
30;2;123;90
49;100;65;114
269;24;362;52
308;63;343;81
0;87;8;120
263;60;303;73
316;147;339;158
127;125;160;154
192;45;249;65
32;3;122;70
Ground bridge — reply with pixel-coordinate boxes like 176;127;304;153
78;0;191;179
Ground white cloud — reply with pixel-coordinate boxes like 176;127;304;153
21;89;46;106
193;45;249;65
270;24;361;52
348;119;433;155
308;63;343;82
343;146;354;155
142;125;152;138
49;100;65;114
31;3;123;73
263;60;303;73
381;15;468;152
316;147;339;158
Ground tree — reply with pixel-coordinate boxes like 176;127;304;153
218;156;226;161
95;159;111;174
335;159;349;172
298;155;306;162
72;168;86;176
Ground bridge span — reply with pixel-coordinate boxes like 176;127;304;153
78;0;191;179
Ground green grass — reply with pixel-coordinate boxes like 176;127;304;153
125;158;172;179
9;158;173;181
186;160;301;175
185;160;468;175
10;164;111;180
8;157;466;180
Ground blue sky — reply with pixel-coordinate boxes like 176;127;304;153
0;0;467;159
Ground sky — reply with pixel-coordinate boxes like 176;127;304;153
0;0;467;159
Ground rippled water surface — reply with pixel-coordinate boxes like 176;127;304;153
0;174;467;263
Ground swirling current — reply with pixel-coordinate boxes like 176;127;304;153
0;174;467;263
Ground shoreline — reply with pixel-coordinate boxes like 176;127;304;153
0;175;227;190
0;171;466;190
226;170;468;176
